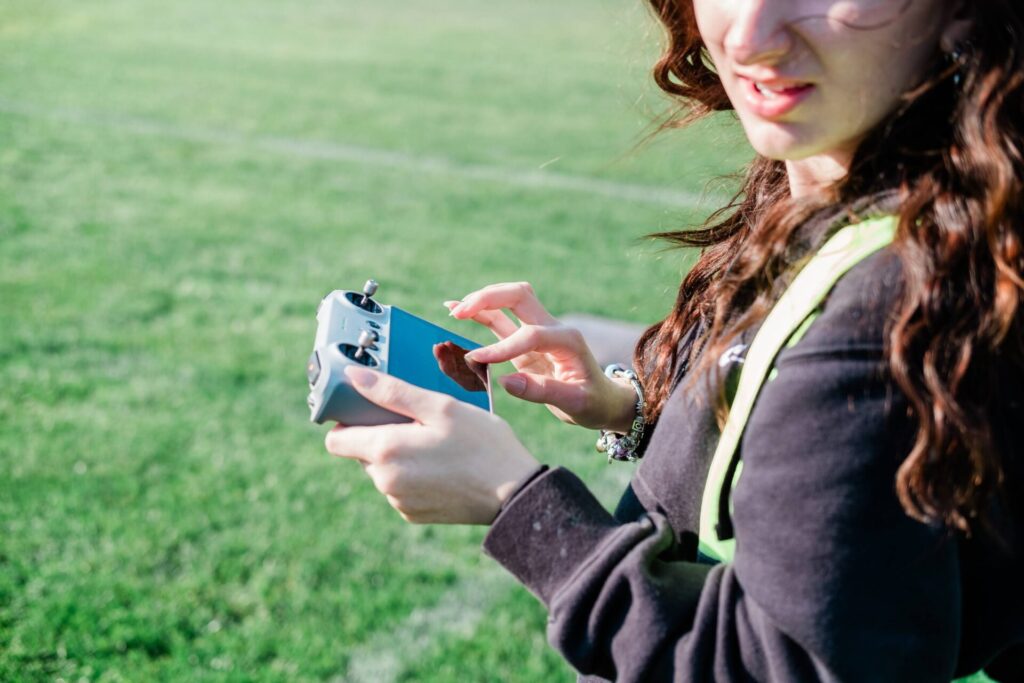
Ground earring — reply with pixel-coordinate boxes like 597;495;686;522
946;41;972;87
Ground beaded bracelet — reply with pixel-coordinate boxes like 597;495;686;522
595;364;646;463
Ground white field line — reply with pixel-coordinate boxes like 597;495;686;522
341;564;515;683
0;98;716;209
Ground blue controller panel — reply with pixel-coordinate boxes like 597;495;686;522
387;307;490;411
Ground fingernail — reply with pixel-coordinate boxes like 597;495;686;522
464;349;484;362
345;364;378;388
500;374;526;395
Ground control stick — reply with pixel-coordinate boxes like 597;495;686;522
353;329;378;360
360;279;379;308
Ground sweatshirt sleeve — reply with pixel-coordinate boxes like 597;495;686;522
481;251;962;682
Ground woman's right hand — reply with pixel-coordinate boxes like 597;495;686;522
447;282;639;433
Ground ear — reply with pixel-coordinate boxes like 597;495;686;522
938;1;973;53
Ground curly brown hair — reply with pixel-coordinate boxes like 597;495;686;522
635;0;1024;535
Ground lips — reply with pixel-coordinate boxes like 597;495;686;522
739;76;815;118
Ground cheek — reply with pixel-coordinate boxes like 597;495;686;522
691;0;727;66
822;35;939;122
691;1;740;113
824;0;944;78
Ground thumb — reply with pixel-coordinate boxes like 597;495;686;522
345;365;450;422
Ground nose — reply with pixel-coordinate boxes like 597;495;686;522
722;0;794;66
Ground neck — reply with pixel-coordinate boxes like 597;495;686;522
785;149;855;200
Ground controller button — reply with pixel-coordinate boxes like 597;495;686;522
367;321;381;330
307;351;321;386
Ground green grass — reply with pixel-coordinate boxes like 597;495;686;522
0;1;749;680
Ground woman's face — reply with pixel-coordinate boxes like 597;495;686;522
693;0;954;165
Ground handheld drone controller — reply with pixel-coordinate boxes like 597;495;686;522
307;279;492;425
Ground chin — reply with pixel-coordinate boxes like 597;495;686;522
740;118;822;161
753;144;819;162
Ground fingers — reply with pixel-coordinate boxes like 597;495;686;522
464;324;589;365
343;365;458;423
445;300;518;340
498;372;587;415
330;442;413;517
325;423;392;463
449;282;557;327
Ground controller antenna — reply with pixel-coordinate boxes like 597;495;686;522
353;329;378;360
360;279;379;308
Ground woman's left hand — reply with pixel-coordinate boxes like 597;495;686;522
324;365;542;525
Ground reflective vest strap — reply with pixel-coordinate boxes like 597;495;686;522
691;212;991;683
952;673;1000;682
697;215;899;564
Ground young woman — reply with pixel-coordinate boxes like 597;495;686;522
325;1;1024;680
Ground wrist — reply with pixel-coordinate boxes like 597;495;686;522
603;376;642;433
491;434;544;512
595;364;646;463
493;464;549;512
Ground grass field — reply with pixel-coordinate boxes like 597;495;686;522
0;1;750;680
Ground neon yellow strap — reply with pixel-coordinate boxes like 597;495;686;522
697;215;899;563
953;672;999;683
689;213;990;683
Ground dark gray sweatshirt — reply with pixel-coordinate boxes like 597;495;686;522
482;248;1024;682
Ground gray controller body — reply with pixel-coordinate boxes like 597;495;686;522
307;287;491;426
